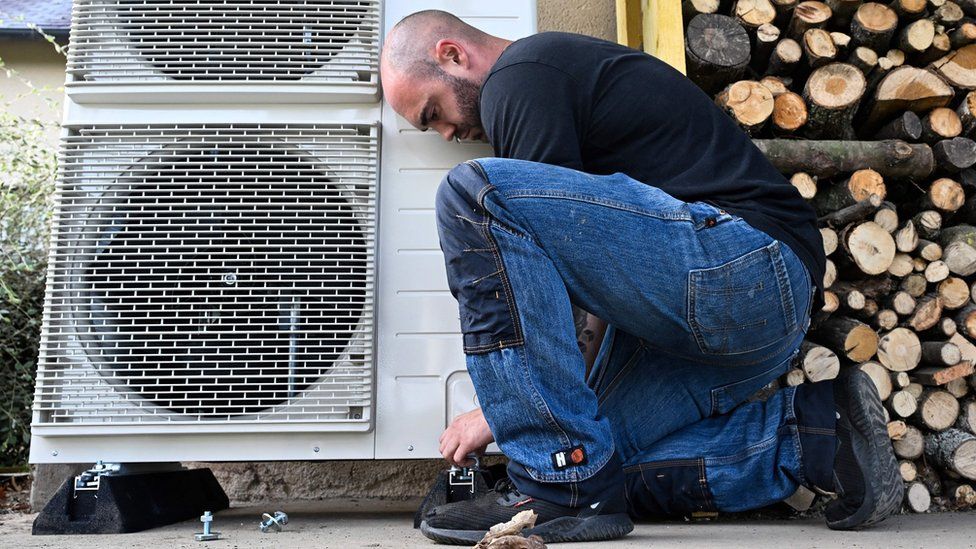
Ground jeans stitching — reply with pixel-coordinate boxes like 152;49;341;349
771;242;798;334
624;459;701;472
703;433;780;466
596;345;644;406
455;180;526;355
698;458;713;509
686;242;794;356
787;387;806;486
503;191;693;222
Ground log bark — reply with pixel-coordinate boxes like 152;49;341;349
873;110;923;140
950;22;976;49
851;2;900;54
752;23;783;73
912;210;942;240
825;0;861;25
847;45;880;74
814;316;880;361
787;0;833;41
803;28;839;68
925;428;976;479
921;107;963;143
686;14;753;94
858;66;955;137
933;137;976;173
766;37;803;75
954;303;976;338
958;398;976;434
929;44;976;90
916;361;975;384
921;341;963;367
751;139;935;180
819;194;883;226
898;18;937;55
958;91;976;138
803;63;866;139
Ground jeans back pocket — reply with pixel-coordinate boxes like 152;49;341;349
687;241;795;356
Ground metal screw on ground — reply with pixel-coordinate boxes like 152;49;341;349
259;511;289;533
194;511;221;541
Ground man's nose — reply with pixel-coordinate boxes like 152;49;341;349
435;124;456;142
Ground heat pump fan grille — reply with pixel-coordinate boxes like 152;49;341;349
35;124;378;426
68;0;380;82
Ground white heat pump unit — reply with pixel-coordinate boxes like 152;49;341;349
30;0;537;463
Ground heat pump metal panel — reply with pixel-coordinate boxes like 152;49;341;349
67;0;380;103
34;123;378;433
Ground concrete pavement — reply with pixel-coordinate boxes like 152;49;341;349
1;502;974;548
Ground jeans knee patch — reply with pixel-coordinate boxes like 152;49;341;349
624;459;716;518
435;162;523;354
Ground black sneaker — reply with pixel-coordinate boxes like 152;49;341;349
419;478;633;545
825;369;903;530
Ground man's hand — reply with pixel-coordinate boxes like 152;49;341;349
439;407;494;467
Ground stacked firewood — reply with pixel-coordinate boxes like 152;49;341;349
683;0;976;513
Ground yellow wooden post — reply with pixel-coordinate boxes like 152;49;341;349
616;0;687;75
615;0;643;50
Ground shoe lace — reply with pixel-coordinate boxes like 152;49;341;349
492;478;522;502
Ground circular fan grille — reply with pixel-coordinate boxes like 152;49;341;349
115;0;372;81
77;143;370;418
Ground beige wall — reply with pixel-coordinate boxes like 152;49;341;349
0;38;65;146
538;0;616;41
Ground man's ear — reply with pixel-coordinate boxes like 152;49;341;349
434;39;468;70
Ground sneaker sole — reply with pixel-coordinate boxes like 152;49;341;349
420;513;633;545
826;370;904;530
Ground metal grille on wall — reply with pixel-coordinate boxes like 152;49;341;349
67;0;380;84
34;124;378;428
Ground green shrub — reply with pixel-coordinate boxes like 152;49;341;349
0;112;57;466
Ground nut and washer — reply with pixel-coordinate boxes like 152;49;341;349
194;511;221;541
259;511;289;533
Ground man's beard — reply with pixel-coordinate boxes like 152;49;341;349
443;72;483;139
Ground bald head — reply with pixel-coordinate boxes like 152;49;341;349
382;10;491;79
380;10;511;142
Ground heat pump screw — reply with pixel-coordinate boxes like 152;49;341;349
194;511;221;541
259;511;289;533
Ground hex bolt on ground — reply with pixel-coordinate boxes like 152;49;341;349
259;511;289;533
194;511;221;541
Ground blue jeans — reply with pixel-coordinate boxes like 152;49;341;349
434;158;832;515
